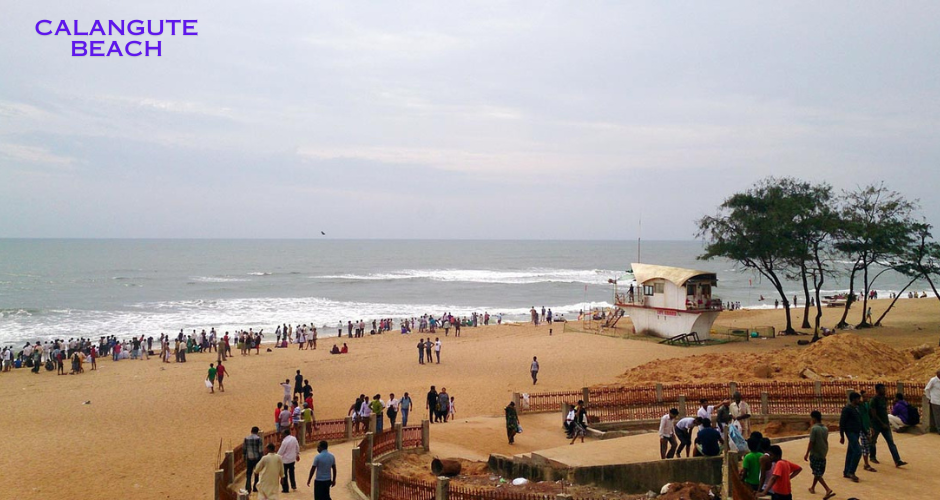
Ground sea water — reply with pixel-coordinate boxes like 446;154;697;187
0;239;929;345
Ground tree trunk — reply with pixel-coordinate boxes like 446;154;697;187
925;272;940;303
857;262;871;328
874;276;917;326
800;262;812;329
836;268;857;329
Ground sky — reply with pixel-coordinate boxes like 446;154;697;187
2;1;939;239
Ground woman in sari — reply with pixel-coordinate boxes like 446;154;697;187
505;401;519;444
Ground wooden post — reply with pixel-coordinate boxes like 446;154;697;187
511;392;520;408
760;391;769;415
678;395;687;417
395;423;403;450
369;414;377;434
924;396;934;433
366;432;374;463
436;476;450;500
223;451;234;485
351;448;360;482
729;381;738;398
814;381;822;397
298;424;306;448
655;383;663;403
422;419;430;451
370;463;382;500
214;470;224;500
897;381;905;396
582;387;590;406
345;416;353;439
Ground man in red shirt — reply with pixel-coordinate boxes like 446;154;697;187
761;445;802;500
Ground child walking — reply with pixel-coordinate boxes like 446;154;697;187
804;411;835;499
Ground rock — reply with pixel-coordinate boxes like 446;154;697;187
511;478;528;486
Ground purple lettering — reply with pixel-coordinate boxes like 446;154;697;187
72;40;87;56
167;20;181;35
183;20;198;35
145;40;161;56
55;20;71;36
126;41;142;56
72;20;88;36
90;20;105;36
128;20;144;35
106;41;124;57
90;40;105;56
147;20;164;35
108;20;125;36
36;20;52;35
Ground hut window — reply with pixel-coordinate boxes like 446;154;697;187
643;285;654;296
686;285;695;296
654;283;664;294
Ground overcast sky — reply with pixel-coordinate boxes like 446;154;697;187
2;2;939;239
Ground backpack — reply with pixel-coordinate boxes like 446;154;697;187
907;403;920;426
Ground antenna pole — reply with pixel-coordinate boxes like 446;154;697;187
637;212;642;263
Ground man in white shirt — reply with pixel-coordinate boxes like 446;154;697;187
675;416;701;458
434;338;442;364
277;429;300;493
697;399;715;421
926;369;940;433
729;391;752;436
659;408;679;459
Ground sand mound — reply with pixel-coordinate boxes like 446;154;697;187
902;348;940;382
905;344;936;360
618;334;912;384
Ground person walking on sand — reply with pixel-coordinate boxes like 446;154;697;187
805;411;835;499
278;429;300;493
505;401;519;444
306;440;336;500
530;356;539;385
206;363;217;394
658;408;679;459
840;391;863;482
400;392;413;426
926;369;940;434
244;426;263;493
216;361;227;392
858;391;877;473
869;383;907;468
255;443;284;500
434;337;441;364
426;386;438;423
294;370;304;398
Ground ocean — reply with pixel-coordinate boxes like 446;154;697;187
0;239;930;346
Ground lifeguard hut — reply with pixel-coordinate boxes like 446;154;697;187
614;263;722;340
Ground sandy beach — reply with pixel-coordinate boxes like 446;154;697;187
1;297;938;500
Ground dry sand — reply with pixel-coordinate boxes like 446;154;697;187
1;298;938;500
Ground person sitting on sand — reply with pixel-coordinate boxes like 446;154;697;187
330;344;340;354
694;418;722;457
889;393;915;431
340;343;348;354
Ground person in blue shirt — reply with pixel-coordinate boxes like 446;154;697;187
306;440;337;500
694;418;723;457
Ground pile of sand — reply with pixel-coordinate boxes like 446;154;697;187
902;348;940;381
617;334;915;384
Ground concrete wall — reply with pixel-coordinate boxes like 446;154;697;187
569;456;723;494
488;453;722;495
